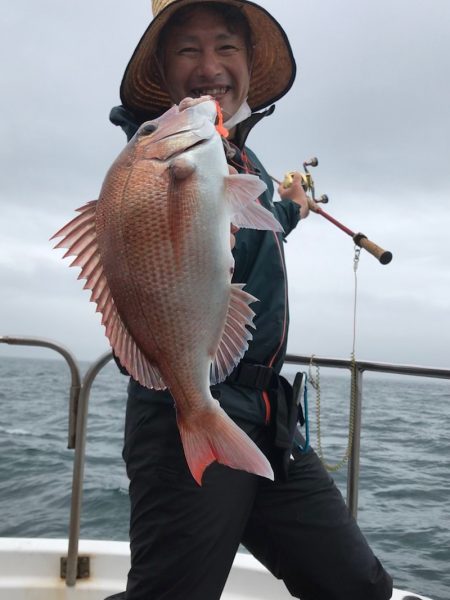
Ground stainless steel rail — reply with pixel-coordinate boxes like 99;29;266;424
0;335;113;586
285;353;450;517
1;336;449;586
66;351;113;586
0;336;81;449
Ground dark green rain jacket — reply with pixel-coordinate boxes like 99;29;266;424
110;105;301;425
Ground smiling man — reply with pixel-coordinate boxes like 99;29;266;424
106;2;393;600
157;5;252;123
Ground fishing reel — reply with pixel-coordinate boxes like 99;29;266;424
282;157;329;205
279;157;392;265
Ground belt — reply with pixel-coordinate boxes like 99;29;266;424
226;362;275;390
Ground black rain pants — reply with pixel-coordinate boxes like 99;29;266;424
106;393;392;600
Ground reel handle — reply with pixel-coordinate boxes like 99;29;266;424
353;233;392;265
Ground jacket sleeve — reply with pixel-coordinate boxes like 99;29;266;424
109;105;141;141
272;199;301;236
113;351;130;376
244;147;301;237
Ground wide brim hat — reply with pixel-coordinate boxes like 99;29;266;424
120;0;296;120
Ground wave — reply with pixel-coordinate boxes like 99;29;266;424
0;426;30;436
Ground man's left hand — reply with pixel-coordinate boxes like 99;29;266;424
277;172;316;219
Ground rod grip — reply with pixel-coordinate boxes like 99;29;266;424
353;233;393;265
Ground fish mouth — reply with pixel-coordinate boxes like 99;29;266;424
147;134;208;162
167;136;207;160
141;98;217;161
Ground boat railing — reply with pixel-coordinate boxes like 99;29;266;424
1;335;449;587
284;354;450;519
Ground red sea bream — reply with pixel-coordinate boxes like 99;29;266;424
52;96;283;484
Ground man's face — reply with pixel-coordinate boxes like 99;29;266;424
160;8;251;122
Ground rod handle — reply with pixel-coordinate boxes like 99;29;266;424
353;233;393;265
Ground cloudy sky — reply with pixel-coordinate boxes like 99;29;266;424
1;0;449;369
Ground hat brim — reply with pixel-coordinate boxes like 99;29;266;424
120;0;296;120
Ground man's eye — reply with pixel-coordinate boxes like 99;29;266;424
178;47;199;55
218;45;240;55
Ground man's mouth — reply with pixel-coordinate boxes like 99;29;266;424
191;86;230;98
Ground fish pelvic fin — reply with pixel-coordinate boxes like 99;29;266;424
225;173;284;233
210;283;257;385
51;200;166;390
177;403;274;485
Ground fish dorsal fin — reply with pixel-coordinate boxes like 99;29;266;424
51;201;166;390
225;174;284;233
210;283;257;384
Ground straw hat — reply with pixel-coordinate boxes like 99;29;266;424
120;0;296;120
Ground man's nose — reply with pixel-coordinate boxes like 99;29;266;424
196;49;223;79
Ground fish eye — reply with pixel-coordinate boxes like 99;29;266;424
140;123;158;136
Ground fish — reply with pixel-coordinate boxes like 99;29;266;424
52;96;283;485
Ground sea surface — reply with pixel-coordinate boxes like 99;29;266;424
0;355;449;600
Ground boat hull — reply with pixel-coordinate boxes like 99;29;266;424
0;538;432;600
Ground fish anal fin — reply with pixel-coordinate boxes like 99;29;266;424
225;174;284;233
178;403;274;485
210;283;257;385
52;200;166;390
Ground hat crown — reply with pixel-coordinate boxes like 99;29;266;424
152;0;177;17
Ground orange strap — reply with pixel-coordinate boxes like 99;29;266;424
215;101;229;138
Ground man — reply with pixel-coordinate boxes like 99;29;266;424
107;1;393;599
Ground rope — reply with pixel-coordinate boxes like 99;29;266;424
295;374;310;452
309;246;361;472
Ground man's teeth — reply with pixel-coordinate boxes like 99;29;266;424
194;87;228;97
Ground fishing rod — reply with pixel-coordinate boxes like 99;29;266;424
271;158;393;265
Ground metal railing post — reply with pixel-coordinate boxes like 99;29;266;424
346;367;363;518
0;336;81;449
65;351;113;586
2;339;449;585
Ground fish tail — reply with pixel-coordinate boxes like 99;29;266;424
177;407;274;485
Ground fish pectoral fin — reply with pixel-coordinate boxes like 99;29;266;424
169;156;196;180
167;164;197;266
51;200;166;391
178;403;274;485
210;283;257;384
225;174;284;233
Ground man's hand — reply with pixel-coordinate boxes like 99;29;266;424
277;172;317;219
230;224;239;249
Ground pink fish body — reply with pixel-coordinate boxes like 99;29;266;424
52;97;283;484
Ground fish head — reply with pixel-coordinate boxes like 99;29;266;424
132;96;220;164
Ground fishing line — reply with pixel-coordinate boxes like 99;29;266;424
310;246;360;472
273;157;390;470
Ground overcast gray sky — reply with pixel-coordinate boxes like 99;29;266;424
1;0;449;369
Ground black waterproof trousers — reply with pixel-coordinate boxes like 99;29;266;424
105;393;393;600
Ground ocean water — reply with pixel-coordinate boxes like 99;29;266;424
0;355;449;600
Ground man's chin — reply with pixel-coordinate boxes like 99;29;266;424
215;99;237;123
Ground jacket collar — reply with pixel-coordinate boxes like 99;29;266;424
232;104;276;149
